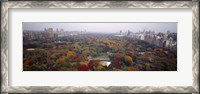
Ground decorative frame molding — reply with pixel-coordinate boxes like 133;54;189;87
1;1;199;93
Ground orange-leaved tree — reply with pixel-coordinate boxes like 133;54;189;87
66;51;75;59
124;55;133;65
59;57;65;63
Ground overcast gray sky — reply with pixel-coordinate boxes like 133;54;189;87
23;22;177;33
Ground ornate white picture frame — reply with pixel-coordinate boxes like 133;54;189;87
1;1;199;94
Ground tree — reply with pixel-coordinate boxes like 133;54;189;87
96;65;105;71
88;60;94;70
124;55;133;66
73;55;79;62
78;64;89;71
127;66;138;71
114;53;123;61
59;57;65;63
114;61;121;69
66;51;74;59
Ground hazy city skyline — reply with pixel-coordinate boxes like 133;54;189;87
23;22;177;33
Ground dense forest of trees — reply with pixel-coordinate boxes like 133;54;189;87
23;34;177;71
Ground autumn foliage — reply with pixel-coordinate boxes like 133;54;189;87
23;34;177;71
78;64;89;71
66;51;74;58
124;55;133;66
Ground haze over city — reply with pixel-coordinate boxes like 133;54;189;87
23;22;177;33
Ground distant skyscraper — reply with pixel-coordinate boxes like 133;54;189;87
127;30;131;36
167;30;171;35
46;28;54;38
120;30;122;35
58;28;65;37
60;28;64;32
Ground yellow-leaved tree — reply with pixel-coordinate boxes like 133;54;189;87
124;55;133;64
59;57;65;63
66;51;74;59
